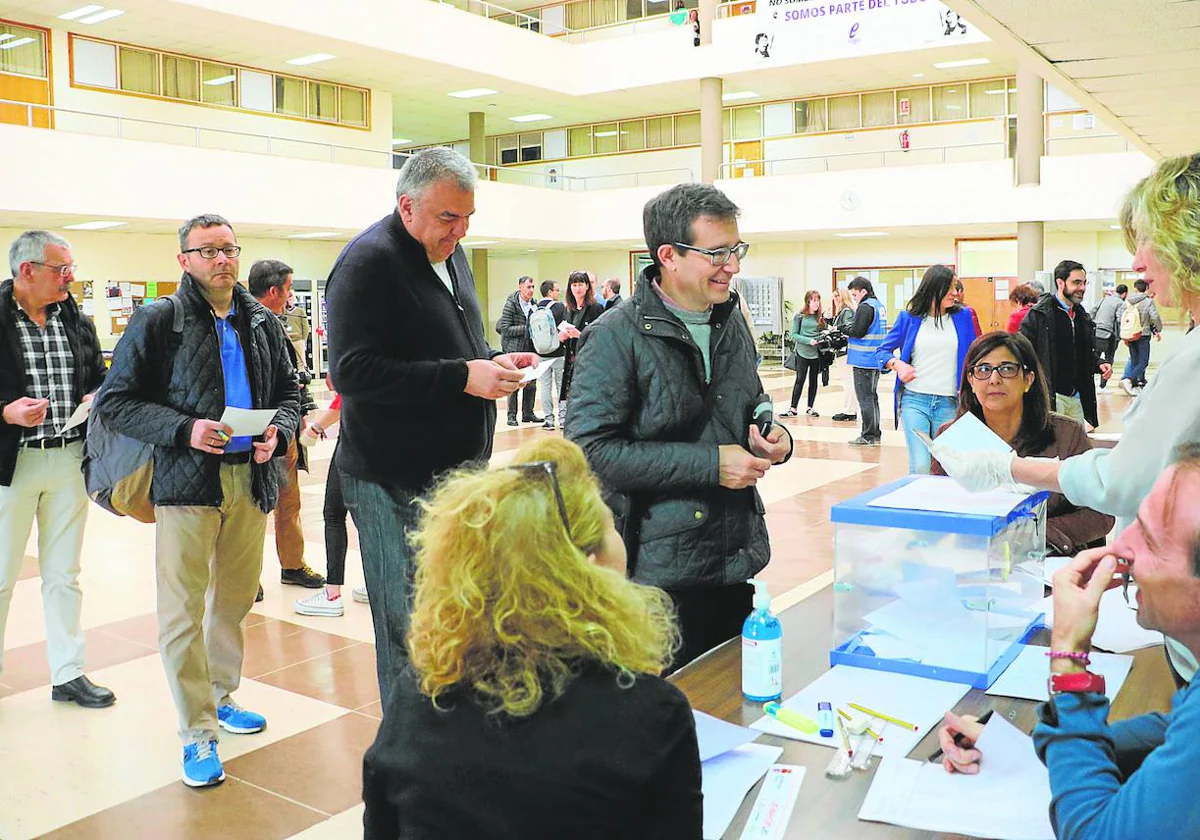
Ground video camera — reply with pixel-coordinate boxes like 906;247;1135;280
813;327;848;355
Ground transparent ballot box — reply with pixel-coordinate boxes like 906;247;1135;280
829;475;1050;689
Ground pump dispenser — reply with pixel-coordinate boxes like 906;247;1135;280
741;579;783;702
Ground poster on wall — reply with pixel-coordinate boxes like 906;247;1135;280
750;0;987;64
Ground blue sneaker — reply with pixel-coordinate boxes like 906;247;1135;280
182;740;225;788
217;703;266;734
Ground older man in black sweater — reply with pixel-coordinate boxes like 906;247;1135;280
326;148;536;703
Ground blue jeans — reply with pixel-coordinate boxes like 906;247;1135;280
340;471;422;708
899;391;958;475
1122;336;1151;385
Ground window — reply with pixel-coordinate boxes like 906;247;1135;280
201;62;236;107
73;38;116;88
593;122;619;154
969;80;1009;118
732;105;761;140
569;125;592;156
674;112;701;145
520;132;542;161
119;47;159;96
795;99;826;133
497;134;519;165
828;95;860;130
240;70;273;112
275;76;306;118
932;85;967;121
162;55;199;101
646;116;672;148
340;87;367;127
0;23;46;77
763;102;793;137
896;87;931;124
861;91;894;128
309;81;338;122
620;120;646;151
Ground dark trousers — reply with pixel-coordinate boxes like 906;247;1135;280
1123;336;1151;386
789;356;820;409
507;382;538;420
341;471;421;707
1094;335;1118;387
664;582;754;675
323;446;348;586
853;367;882;440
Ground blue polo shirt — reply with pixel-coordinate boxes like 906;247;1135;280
216;299;254;453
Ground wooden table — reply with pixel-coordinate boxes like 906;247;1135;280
670;585;1179;839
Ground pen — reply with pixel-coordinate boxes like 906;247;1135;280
836;715;853;758
763;701;819;734
848;703;919;732
928;709;993;763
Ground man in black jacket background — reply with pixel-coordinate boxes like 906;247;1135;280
97;214;299;787
0;230;112;710
565;183;791;672
495;275;542;426
326;148;536;704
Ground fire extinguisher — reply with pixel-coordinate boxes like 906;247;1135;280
900;129;911;151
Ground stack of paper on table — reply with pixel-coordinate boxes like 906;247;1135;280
868;475;1032;517
858;715;1054;840
692;711;783;840
986;643;1133;702
749;666;969;759
1038;586;1163;653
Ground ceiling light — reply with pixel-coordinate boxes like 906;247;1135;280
509;113;552;123
448;88;498;99
1110;224;1122;230
392;137;412;145
63;220;126;230
985;88;1007;95
203;74;236;86
933;58;990;69
946;89;957;93
287;53;335;66
945;105;962;110
835;231;890;238
912;73;925;78
0;37;36;49
722;91;759;102
79;8;124;23
593;130;629;137
287;231;342;239
59;4;103;20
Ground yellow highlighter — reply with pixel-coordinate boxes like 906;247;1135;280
763;701;819;734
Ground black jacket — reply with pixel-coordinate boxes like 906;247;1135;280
95;275;299;512
606;293;623;308
565;267;771;589
0;280;106;487
362;663;702;840
1020;294;1102;427
326;210;497;491
496;290;535;354
559;301;606;401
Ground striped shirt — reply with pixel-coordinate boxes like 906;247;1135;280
11;298;78;444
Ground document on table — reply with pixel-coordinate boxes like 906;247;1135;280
858;715;1054;840
749;666;969;759
868;475;1032;517
701;743;782;840
1040;587;1163;653
738;764;805;840
986;643;1133;702
520;357;557;383
218;407;278;437
693;710;759;762
56;400;92;435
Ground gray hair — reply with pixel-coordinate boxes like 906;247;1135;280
178;214;234;251
9;230;70;277
643;183;740;267
1027;280;1046;295
395;147;477;200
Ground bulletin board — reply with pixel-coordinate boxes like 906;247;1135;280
106;279;178;334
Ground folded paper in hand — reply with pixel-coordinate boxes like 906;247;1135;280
219;407;278;437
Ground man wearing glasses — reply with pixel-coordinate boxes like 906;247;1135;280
566;183;792;672
96;214;299;787
0;230;112;710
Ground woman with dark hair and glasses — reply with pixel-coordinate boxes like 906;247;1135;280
362;437;701;839
558;270;606;424
876;264;979;474
931;332;1113;555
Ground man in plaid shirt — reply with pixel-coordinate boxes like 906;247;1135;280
0;230;112;708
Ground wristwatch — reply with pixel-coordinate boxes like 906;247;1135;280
1048;671;1106;696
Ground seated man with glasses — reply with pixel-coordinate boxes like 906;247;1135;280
565;183;792;673
96;213;299;787
362;437;702;839
931;332;1113;555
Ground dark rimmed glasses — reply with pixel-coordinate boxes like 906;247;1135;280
182;245;242;260
507;461;570;536
673;241;751;266
968;362;1026;381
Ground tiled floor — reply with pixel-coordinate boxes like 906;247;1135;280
0;369;1132;838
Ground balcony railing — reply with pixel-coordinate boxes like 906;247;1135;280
433;0;744;38
718;141;1011;178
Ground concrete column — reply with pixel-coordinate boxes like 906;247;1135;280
698;0;716;45
1015;64;1044;186
1018;222;1045;286
472;248;490;333
700;77;723;184
469;111;486;167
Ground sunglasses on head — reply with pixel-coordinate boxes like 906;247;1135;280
506;461;570;537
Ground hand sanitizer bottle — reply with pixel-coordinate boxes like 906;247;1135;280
742;579;783;702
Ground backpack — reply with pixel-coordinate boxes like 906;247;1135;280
528;301;561;355
82;294;184;523
1119;303;1143;342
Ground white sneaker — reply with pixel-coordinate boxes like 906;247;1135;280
1119;378;1134;396
352;587;369;604
294;590;344;617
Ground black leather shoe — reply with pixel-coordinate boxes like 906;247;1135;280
831;413;858;422
507;417;519;427
52;675;116;708
281;565;326;588
523;415;544;424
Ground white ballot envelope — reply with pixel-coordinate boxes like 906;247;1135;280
57;401;93;436
219;407;278;437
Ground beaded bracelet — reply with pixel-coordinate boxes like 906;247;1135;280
1045;650;1091;664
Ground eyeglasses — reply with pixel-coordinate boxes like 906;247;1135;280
182;246;242;260
507;461;570;537
672;241;751;266
968;362;1026;381
30;261;77;277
